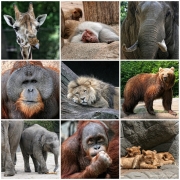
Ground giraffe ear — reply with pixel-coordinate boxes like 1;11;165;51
4;15;15;27
36;14;47;26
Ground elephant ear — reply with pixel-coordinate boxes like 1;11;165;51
126;1;139;24
41;134;46;146
172;2;179;25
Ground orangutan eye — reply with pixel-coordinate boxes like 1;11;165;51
87;138;93;145
84;90;87;92
97;138;103;143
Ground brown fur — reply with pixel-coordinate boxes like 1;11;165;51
16;91;44;118
122;67;176;116
64;20;80;39
28;37;39;46
64;8;83;21
67;76;119;110
121;150;160;169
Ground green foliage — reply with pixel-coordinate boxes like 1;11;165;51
24;121;57;132
121;61;179;97
121;1;128;24
2;1;59;59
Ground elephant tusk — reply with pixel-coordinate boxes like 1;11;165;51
157;40;167;52
122;41;138;52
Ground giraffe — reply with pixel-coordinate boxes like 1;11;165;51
4;3;47;59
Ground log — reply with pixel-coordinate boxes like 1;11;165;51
83;1;119;24
61;62;119;119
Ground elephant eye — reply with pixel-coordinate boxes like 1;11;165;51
166;10;171;18
135;9;139;15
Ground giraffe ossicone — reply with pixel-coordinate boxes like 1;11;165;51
4;3;47;59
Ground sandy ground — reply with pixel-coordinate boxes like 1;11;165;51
1;151;60;179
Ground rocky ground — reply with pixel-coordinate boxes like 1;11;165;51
121;164;179;179
121;98;179;119
1;151;59;179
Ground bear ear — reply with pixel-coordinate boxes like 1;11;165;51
170;67;175;71
159;67;163;71
153;150;157;153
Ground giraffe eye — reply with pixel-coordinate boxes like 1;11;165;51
13;26;19;32
36;26;40;31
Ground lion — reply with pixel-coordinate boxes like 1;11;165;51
121;150;161;169
156;152;175;165
67;76;119;109
125;146;141;157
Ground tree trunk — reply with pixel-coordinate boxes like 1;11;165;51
83;1;119;24
61;62;119;119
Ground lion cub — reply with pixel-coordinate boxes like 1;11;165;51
121;150;160;169
156;152;175;165
125;146;141;157
67;76;119;109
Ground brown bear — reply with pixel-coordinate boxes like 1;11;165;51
122;67;177;116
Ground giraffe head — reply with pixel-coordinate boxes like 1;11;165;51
4;3;47;58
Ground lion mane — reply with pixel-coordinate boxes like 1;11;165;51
67;76;119;109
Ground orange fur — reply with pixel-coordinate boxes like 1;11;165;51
10;61;43;74
156;152;175;165
125;146;141;157
16;91;44;118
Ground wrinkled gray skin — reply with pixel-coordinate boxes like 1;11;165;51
20;124;59;174
1;121;24;176
121;1;179;59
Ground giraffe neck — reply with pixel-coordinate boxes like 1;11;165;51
20;45;32;59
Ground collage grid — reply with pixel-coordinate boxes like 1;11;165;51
1;0;179;179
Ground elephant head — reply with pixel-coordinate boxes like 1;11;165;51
121;1;179;59
42;132;59;172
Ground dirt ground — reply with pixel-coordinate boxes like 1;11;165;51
1;151;60;179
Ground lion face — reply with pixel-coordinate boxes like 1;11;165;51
67;85;97;106
142;150;158;165
126;146;141;157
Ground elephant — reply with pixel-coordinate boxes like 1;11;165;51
121;1;179;59
20;124;59;174
1;121;24;176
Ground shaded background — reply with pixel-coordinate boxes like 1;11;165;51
62;61;119;86
2;1;59;59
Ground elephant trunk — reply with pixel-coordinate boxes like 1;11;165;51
53;148;59;172
123;19;167;59
138;20;166;59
